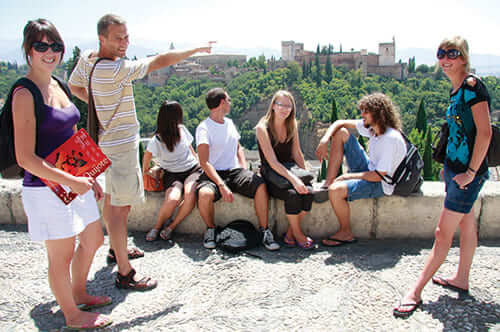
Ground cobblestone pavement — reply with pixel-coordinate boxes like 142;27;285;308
0;224;499;332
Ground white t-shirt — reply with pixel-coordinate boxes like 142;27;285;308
146;125;198;173
195;117;240;171
356;119;407;195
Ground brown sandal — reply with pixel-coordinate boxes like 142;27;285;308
115;268;157;291
107;247;144;264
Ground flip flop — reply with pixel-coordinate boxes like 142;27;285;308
145;228;160;242
77;295;112;311
66;314;113;330
321;237;358;247
297;237;315;250
393;300;423;318
432;276;469;294
282;233;297;248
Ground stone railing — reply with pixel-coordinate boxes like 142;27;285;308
1;179;499;239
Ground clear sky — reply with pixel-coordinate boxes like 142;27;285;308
1;0;500;57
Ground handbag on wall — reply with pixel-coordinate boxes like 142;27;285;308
143;166;165;192
261;162;314;190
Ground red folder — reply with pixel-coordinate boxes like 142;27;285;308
41;129;111;205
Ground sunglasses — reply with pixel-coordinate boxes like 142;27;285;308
32;41;64;53
437;48;461;60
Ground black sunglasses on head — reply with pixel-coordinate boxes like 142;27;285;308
32;41;64;53
437;48;461;60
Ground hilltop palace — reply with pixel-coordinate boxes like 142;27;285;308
282;38;407;80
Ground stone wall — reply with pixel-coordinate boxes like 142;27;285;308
1;179;499;240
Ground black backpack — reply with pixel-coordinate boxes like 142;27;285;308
376;132;424;196
216;220;262;253
0;76;71;178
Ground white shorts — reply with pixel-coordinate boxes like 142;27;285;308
22;186;101;241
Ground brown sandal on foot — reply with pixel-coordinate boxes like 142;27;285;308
115;268;157;291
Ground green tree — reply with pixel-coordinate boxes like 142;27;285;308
66;46;88;130
325;56;333;83
415;98;427;133
423;127;433;180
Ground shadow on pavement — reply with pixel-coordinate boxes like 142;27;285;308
426;294;500;331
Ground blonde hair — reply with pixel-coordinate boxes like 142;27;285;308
257;90;297;145
438;36;470;72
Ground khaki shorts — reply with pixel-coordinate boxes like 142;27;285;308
104;148;145;206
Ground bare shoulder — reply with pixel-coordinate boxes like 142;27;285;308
12;87;35;108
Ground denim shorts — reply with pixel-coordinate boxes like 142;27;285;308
343;134;385;202
443;164;488;214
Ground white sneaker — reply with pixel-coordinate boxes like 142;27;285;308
203;228;216;249
262;229;280;251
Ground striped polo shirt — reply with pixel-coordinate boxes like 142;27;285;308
69;50;149;154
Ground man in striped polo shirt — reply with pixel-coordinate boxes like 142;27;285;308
69;14;211;290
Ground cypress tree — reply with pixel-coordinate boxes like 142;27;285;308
325;55;333;83
416;98;427;133
423;127;433;180
331;97;339;123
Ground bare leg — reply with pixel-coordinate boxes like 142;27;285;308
152;182;183;230
448;210;477;289
45;237;103;327
72;220;104;304
198;187;216;228
397;208;464;313
169;173;199;230
254;183;269;229
323;181;355;245
286;211;308;243
103;194;132;275
324;128;350;187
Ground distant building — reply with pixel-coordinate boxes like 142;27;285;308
281;38;407;80
144;53;247;86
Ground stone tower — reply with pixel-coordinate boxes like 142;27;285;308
378;37;395;66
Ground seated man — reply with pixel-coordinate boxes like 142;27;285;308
196;88;280;251
315;93;407;247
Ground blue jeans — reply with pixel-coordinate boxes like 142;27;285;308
343;134;385;202
443;164;488;213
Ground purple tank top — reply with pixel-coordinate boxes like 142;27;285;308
23;103;80;187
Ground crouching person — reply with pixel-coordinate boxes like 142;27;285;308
195;88;280;251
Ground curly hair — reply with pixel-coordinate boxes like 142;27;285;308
357;93;401;134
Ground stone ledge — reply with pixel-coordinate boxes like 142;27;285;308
1;179;499;239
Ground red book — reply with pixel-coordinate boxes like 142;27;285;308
41;129;111;205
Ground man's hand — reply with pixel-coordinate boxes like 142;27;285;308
219;183;234;203
315;139;329;161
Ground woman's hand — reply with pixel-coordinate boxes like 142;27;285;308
92;180;104;201
69;176;94;195
453;171;474;189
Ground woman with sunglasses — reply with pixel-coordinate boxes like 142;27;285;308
256;90;315;249
12;19;112;330
394;36;492;318
143;101;202;241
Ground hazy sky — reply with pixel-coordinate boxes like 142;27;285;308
2;0;500;56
